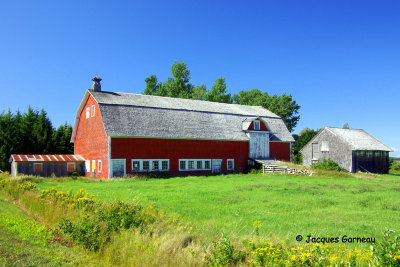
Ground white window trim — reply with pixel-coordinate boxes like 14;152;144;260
227;159;234;170
91;105;95;117
67;162;76;172
131;159;170;172
85;107;90;119
254;120;260;130
98;160;102;173
85;160;90;172
179;159;212;171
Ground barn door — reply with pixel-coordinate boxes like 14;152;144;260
212;159;222;174
249;132;270;159
111;159;126;178
312;143;320;160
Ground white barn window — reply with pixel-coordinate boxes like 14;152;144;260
86;107;90;119
179;159;212;171
254;120;260;130
85;160;90;172
227;159;234;170
131;159;169;172
91;105;95;117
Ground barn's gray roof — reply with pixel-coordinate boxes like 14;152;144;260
91;91;280;118
72;90;294;142
325;127;393;152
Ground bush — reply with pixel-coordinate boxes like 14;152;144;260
291;153;303;164
390;158;400;171
97;200;155;232
311;159;346;172
371;229;400;266
58;198;156;251
59;217;109;251
207;235;245;266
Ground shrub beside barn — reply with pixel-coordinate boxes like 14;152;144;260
300;127;393;173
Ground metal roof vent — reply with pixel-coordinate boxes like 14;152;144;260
92;76;102;92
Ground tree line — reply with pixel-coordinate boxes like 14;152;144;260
144;62;300;132
0;107;73;171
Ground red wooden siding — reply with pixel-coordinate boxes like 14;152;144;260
248;120;269;131
74;95;109;178
269;142;291;161
111;138;249;175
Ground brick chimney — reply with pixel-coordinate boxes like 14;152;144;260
92;76;102;92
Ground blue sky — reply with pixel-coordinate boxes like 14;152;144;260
1;0;399;157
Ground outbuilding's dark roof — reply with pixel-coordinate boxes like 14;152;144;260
72;90;294;142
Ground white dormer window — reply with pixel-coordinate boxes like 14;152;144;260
254;120;260;130
91;105;95;117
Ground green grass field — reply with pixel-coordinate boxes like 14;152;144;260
0;193;93;266
37;172;400;247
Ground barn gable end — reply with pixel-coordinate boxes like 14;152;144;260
72;92;109;178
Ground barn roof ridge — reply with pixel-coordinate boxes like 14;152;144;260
98;102;284;120
89;90;280;118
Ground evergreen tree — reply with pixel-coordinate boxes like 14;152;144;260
20;106;39;153
0;107;74;172
33;109;54;153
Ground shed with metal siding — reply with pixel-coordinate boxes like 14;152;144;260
9;154;85;177
300;127;393;173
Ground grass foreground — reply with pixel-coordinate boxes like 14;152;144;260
1;170;400;266
38;172;400;247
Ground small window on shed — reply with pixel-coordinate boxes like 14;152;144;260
34;163;43;173
254;120;260;130
86;107;90;119
321;141;330;152
67;162;76;172
91;105;95;117
92;160;96;171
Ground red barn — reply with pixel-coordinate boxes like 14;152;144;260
71;77;294;178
